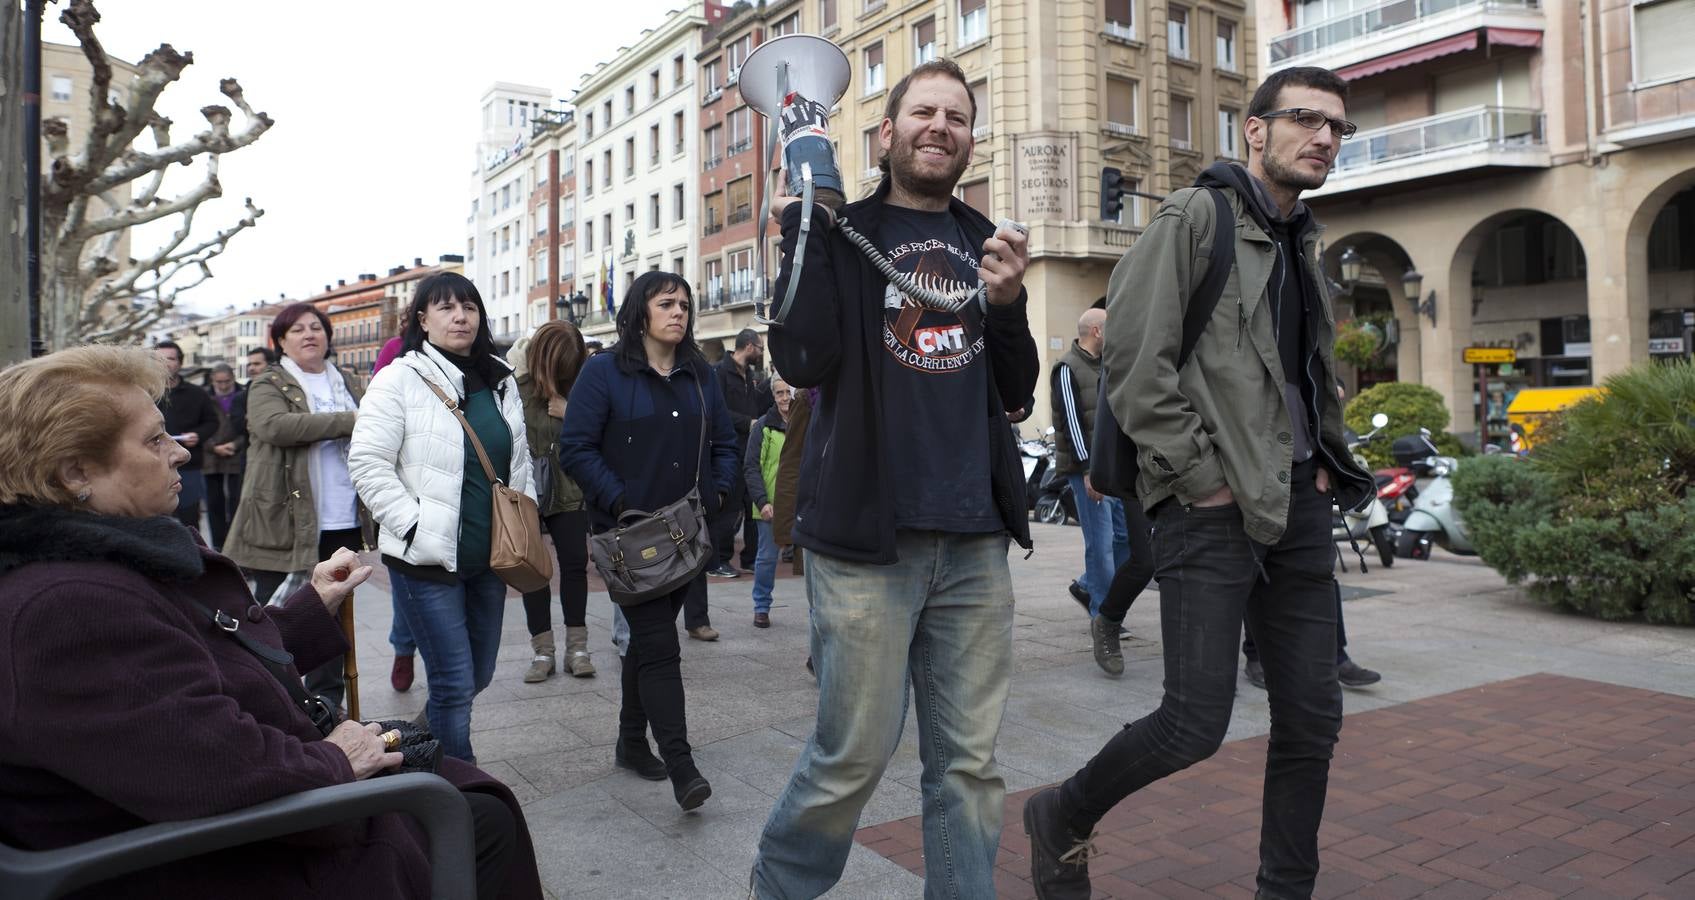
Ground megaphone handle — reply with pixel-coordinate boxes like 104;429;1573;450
755;64;793;322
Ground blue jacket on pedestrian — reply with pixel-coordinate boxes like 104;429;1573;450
559;350;739;533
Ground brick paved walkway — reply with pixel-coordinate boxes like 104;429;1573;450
855;673;1695;898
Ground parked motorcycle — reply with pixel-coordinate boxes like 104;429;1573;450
1393;428;1477;559
1034;464;1078;526
1018;427;1054;514
1333;412;1396;568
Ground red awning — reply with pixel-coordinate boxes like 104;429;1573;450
1337;31;1478;80
1487;27;1543;48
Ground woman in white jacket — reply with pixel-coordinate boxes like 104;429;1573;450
348;272;533;764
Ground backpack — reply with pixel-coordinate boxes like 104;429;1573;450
1090;187;1235;500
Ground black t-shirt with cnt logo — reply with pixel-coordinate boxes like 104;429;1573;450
875;205;1002;534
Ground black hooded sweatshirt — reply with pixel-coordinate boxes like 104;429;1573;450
1196;162;1322;465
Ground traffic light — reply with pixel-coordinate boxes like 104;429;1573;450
1100;166;1126;221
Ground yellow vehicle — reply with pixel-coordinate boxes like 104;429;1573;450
1505;387;1603;452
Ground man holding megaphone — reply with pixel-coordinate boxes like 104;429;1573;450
749;57;1038;899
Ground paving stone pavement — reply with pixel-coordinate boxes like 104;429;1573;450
344;522;1695;898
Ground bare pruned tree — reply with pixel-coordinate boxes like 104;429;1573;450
40;0;272;349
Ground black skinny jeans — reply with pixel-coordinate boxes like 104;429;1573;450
520;509;589;635
1098;497;1156;622
617;573;700;771
251;527;364;711
1058;461;1343;899
1244;580;1350;666
710;466;746;569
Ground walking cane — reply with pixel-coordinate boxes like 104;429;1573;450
335;564;360;721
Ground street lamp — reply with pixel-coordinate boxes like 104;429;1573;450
571;291;589;324
1400;268;1424;302
1338;246;1364;285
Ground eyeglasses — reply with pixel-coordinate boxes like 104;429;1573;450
1258;108;1357;140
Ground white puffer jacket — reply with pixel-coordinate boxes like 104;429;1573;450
348;343;534;572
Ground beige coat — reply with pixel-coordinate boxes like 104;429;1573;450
223;366;365;573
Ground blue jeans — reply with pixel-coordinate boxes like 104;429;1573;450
1068;473;1129;616
753;531;1014;900
387;564;416;656
392;569;507;763
751;520;778;614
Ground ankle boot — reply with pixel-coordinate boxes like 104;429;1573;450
524;630;556;683
614;736;668;781
562;625;596;677
669;759;712;811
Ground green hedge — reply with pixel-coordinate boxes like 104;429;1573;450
1452;359;1695;624
1343;382;1465;468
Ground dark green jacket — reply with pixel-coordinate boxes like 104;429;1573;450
1103;180;1373;545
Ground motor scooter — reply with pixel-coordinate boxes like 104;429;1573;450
1333;412;1396;568
1394;428;1477;559
1034;463;1078;525
1017;427;1054;514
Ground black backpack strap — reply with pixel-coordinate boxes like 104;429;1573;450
1176;187;1236;370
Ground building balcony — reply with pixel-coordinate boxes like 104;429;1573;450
1268;0;1542;74
1309;105;1548;198
705;155;723;170
727;207;752;226
727;138;752;156
703;221;724;237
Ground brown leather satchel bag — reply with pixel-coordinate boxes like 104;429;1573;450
420;377;553;593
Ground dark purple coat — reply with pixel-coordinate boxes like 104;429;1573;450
0;506;543;899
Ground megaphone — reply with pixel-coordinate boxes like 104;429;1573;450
738;34;850;325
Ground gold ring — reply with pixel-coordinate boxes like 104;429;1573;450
379;729;401;751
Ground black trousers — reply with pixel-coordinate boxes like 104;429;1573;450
710;463;746;568
617;574;698;770
251;527;364;712
1098;497;1156;622
520;509;590;635
464;790;517;900
205;472;243;551
1057;461;1343;899
1243;580;1350;666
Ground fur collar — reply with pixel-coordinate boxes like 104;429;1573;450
0;504;204;582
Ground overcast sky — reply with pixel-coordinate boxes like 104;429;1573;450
45;0;692;315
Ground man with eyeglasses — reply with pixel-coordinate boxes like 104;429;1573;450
1023;66;1377;900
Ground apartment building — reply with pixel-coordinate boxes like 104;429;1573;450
809;0;1254;433
469;83;556;343
517;110;582;329
695;0;812;343
1258;0;1695;444
573;4;720;341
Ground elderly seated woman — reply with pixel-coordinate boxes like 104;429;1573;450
0;347;542;899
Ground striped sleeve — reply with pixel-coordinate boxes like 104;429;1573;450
1057;363;1089;462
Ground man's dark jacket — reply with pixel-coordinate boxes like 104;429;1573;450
158;379;221;470
768;178;1040;564
714;355;773;448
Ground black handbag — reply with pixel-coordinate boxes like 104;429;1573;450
587;377;714;606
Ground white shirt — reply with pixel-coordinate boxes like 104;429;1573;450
294;368;360;530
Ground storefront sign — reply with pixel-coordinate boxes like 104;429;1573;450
1649;337;1686;355
1012;132;1078;222
1463;346;1517;365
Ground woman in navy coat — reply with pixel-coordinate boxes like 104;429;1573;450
560;271;738;811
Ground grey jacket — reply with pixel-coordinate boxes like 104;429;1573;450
1103;175;1373;545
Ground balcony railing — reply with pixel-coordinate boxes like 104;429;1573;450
1333;105;1544;175
703;221;724;236
727;138;752;156
1270;0;1539;64
705;155;723;170
726;281;758;306
727;207;752;225
703;86;723;105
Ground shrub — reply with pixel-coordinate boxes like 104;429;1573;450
1344;382;1455;468
1453;359;1695;624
